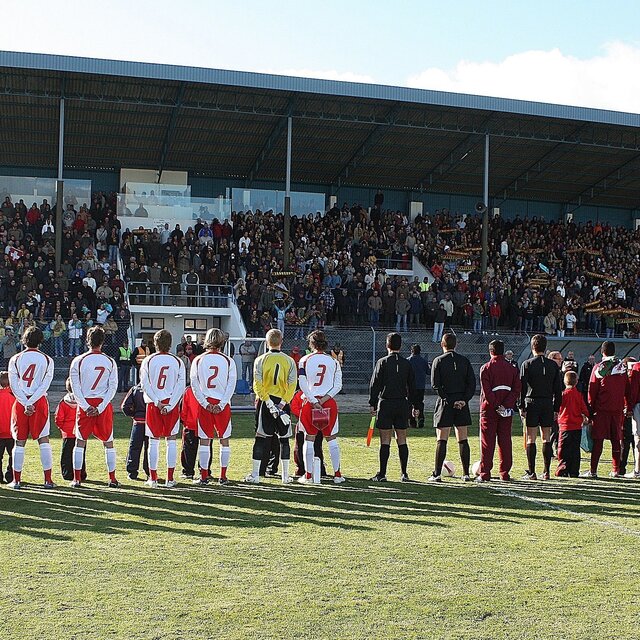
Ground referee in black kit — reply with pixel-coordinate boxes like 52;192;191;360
368;332;418;482
429;332;476;482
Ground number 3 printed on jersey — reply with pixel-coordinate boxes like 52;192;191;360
313;364;327;387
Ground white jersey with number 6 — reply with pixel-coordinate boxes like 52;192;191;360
8;349;54;407
298;352;342;402
190;351;236;410
69;350;118;414
140;352;186;411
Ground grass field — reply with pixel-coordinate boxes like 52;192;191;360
1;412;640;640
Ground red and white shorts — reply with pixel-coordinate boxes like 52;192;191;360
11;396;50;441
146;401;180;438
298;397;339;437
197;398;232;439
76;398;114;442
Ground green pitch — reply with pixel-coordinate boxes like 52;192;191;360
1;413;639;640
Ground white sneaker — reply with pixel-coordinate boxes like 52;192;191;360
333;475;346;484
244;473;260;484
461;475;472;482
145;479;158;489
474;476;488;484
281;475;293;484
8;480;22;490
580;470;597;478
624;470;640;479
165;479;178;488
609;471;620;478
427;474;443;483
297;475;312;484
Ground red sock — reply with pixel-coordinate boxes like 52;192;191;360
306;472;312;479
74;469;82;482
220;467;227;480
44;469;52;484
167;467;174;481
335;470;342;478
201;468;209;480
109;471;117;482
13;470;21;483
150;469;158;481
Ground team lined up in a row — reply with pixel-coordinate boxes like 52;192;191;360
3;325;343;489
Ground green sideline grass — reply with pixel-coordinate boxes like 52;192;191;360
1;413;639;640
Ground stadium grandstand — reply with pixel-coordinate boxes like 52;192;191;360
2;51;640;391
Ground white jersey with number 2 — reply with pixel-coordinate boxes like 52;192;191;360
69;350;118;414
190;351;236;410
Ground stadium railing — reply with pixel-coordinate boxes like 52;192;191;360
124;282;234;307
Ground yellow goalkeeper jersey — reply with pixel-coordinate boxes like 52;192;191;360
253;349;297;403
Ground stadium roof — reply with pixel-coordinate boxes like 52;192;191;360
1;50;640;211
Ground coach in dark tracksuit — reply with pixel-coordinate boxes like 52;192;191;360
430;332;476;482
478;340;521;482
408;344;429;429
122;384;150;480
519;334;563;480
369;332;418;482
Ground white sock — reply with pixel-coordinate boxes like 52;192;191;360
12;445;25;473
328;439;341;474
148;438;159;471
281;459;290;481
105;448;117;473
199;445;211;472
220;445;230;469
303;440;314;476
73;445;84;470
166;439;177;470
39;442;53;471
252;458;261;477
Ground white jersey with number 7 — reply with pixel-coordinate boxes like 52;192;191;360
190;351;236;410
69;350;118;414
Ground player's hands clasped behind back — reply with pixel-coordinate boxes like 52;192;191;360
453;400;466;410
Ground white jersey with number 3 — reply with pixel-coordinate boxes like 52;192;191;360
8;349;54;407
298;352;342;402
69;350;118;414
140;352;186;411
190;351;236;410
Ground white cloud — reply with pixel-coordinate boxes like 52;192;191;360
406;42;640;114
258;67;375;84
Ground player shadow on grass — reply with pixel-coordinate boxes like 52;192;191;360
0;475;579;542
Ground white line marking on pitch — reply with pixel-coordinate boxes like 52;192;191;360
490;485;640;539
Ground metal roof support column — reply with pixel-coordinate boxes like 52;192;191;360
481;133;490;276
55;96;65;270
283;116;292;267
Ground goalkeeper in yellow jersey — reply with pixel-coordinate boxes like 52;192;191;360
245;329;298;484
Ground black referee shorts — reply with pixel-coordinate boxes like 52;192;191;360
524;400;554;428
377;399;409;431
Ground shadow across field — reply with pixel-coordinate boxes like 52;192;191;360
0;476;579;542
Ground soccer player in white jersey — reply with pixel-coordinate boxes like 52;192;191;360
139;329;185;488
190;328;236;485
69;326;119;488
7;326;55;489
297;330;344;484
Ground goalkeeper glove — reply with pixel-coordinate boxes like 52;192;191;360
279;413;291;427
265;399;279;417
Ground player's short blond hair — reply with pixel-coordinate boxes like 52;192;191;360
266;328;283;349
204;328;226;351
153;329;172;353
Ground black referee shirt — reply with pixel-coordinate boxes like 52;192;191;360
369;352;416;407
519;354;563;411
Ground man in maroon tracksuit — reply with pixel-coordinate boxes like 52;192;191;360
585;341;631;478
477;340;521;482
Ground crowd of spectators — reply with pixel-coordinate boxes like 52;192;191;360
2;186;640;362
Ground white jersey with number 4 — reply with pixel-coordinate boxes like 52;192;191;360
190;351;236;410
8;349;54;407
298;352;342;402
69;350;118;414
140;352;186;411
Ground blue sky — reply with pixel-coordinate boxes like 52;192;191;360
6;0;640;111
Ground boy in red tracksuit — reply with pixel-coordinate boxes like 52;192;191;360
54;378;87;481
586;341;631;478
556;371;590;478
477;340;521;482
180;385;212;479
0;371;15;483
